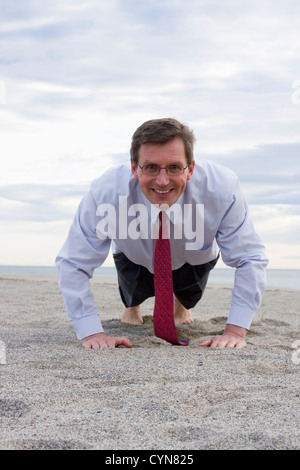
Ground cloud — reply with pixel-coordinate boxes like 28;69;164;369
0;183;88;222
203;142;300;205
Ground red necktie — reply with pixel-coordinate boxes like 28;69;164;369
153;211;189;346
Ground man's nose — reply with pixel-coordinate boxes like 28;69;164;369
156;168;169;185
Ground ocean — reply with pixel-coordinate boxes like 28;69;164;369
0;265;299;291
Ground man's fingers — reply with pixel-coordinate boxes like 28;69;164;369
234;339;247;349
82;335;132;349
115;337;133;348
198;335;246;349
198;338;213;347
105;336;132;348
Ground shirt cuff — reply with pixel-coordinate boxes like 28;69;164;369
71;315;104;340
226;305;256;330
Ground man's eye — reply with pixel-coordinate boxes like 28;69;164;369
145;164;158;170
168;165;181;170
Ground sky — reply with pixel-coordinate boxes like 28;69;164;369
0;0;299;269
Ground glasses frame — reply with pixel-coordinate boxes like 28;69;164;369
137;164;188;176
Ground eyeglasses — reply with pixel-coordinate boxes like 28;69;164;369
138;164;188;176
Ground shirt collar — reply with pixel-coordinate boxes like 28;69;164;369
140;191;184;225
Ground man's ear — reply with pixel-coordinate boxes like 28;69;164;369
131;161;139;180
186;160;195;180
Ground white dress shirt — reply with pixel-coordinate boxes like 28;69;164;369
56;159;268;340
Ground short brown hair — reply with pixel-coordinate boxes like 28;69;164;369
130;118;195;166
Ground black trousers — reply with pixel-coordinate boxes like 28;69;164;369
113;252;219;309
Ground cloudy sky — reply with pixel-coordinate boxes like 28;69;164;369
0;0;299;269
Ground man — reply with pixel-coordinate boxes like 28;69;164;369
56;118;268;349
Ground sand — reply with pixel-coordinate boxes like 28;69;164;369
0;274;299;450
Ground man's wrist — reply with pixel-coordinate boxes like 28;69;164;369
82;332;105;342
224;323;247;339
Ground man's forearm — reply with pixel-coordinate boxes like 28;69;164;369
57;259;103;339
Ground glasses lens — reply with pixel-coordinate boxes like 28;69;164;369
143;165;159;175
140;165;186;175
167;166;184;175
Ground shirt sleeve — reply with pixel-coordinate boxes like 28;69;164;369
216;178;268;329
56;190;111;340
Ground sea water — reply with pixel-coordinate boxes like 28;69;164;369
0;265;299;290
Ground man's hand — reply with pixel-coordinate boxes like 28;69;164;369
82;332;132;349
199;324;247;349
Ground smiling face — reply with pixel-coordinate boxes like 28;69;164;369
131;137;195;207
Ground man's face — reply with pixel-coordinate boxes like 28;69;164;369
131;138;195;207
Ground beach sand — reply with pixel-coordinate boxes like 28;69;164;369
0;274;299;450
